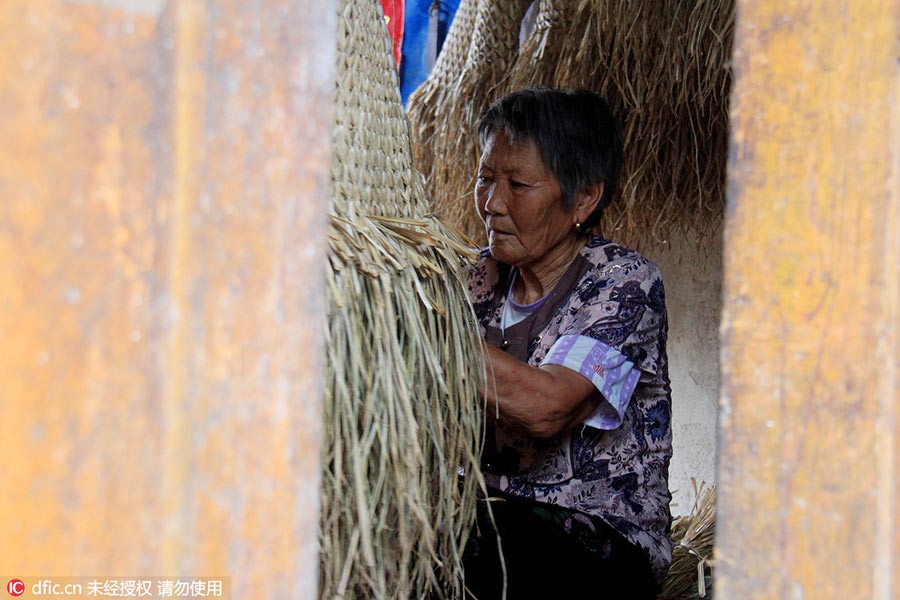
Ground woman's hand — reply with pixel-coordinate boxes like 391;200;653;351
479;341;602;439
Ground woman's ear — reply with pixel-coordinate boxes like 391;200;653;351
575;181;604;224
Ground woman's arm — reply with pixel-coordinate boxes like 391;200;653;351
480;342;602;439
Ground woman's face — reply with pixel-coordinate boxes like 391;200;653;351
475;130;576;270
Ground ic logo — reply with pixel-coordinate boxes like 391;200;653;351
7;579;24;597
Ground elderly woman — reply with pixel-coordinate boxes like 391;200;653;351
462;88;672;599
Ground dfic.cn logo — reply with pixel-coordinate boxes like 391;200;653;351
7;579;24;597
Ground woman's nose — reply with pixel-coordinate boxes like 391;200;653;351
483;182;507;215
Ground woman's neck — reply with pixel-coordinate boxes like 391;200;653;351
512;234;587;305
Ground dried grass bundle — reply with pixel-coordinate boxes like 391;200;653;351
410;0;734;246
661;481;717;600
407;0;533;243
321;1;487;598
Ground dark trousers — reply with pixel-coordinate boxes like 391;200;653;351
461;492;659;600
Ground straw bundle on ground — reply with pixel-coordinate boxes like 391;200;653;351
660;482;717;600
407;0;533;243
321;1;487;598
410;0;734;246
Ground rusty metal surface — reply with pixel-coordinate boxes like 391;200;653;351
718;1;900;598
0;0;333;597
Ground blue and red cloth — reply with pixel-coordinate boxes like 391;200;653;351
379;0;462;104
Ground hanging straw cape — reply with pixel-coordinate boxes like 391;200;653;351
409;0;735;247
322;0;487;598
503;0;736;244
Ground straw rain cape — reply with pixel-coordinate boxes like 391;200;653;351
320;0;487;598
408;0;735;245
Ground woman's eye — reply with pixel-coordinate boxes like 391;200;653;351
510;180;528;188
476;176;493;184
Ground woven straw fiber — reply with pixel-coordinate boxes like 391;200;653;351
407;0;533;243
332;0;426;218
322;1;487;598
410;0;735;247
512;0;567;80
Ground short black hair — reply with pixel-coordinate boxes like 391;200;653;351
476;88;623;229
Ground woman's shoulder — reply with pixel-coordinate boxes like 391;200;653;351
467;247;495;281
465;248;501;298
580;235;662;282
465;248;509;325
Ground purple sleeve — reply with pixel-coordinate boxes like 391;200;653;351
540;334;640;430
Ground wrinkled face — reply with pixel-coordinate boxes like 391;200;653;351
475;130;575;269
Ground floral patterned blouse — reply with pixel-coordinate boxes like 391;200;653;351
466;234;673;579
